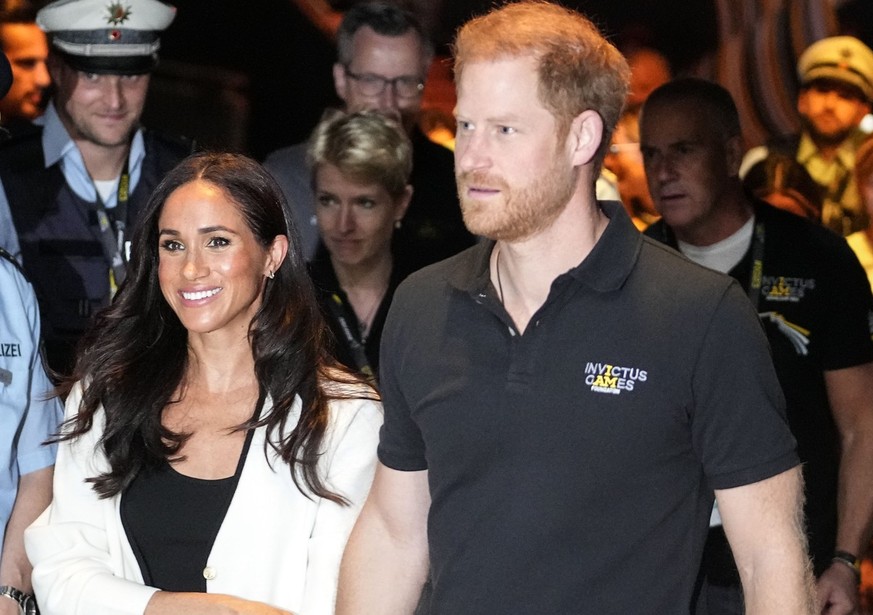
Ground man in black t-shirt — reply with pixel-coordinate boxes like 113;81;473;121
642;77;873;615
336;5;815;614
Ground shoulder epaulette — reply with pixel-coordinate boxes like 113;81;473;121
0;246;28;280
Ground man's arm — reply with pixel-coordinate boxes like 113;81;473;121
0;466;53;613
816;363;873;614
717;466;817;615
336;463;430;614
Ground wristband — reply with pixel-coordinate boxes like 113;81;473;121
831;550;862;584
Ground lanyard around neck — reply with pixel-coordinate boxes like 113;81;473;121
92;158;131;294
325;292;376;384
747;220;766;311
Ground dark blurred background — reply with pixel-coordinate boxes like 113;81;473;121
138;0;871;159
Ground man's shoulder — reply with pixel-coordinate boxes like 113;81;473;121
642;218;672;244
636;224;749;312
262;141;308;171
0;247;27;281
142;128;196;159
639;232;739;292
759;202;853;256
0;125;45;169
394;245;485;302
0;249;35;320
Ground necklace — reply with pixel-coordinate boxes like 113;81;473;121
356;288;386;342
495;247;506;305
358;303;378;341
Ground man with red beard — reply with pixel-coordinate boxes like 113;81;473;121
742;36;873;236
336;3;814;614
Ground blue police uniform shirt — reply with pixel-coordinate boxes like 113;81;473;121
0;102;147;260
0;256;62;549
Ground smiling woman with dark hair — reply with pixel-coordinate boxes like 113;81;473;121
25;152;382;615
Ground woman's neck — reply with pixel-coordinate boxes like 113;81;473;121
185;333;258;396
332;251;393;291
331;252;393;334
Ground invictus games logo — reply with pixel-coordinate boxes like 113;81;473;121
761;276;815;303
105;2;132;26
760;312;810;356
584;362;647;395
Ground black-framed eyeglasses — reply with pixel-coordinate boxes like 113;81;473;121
344;67;424;98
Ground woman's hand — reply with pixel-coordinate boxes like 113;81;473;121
146;591;296;615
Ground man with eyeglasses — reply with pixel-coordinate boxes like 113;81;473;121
264;2;474;271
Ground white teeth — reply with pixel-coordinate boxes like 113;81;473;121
181;288;221;301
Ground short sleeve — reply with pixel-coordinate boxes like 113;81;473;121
690;282;800;490
17;269;62;475
376;282;428;471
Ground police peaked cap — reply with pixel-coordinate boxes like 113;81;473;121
37;0;176;75
797;36;873;103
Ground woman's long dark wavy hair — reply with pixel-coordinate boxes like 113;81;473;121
59;152;361;504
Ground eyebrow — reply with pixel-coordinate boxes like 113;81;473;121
158;225;240;236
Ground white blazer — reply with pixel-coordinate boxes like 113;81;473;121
25;381;382;615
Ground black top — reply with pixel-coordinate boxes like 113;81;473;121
378;201;798;614
120;412;258;591
647;201;873;574
308;244;411;382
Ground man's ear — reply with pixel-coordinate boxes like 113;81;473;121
726;134;744;178
332;62;348;104
47;52;65;84
796;89;809;118
568;110;604;167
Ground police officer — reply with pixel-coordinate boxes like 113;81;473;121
0;50;62;615
0;0;194;377
742;36;873;236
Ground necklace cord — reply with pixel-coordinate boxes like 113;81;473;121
495;247;505;305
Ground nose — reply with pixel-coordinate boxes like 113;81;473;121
822;90;843;109
646;151;674;185
376;82;399;112
455;129;490;174
337;204;356;234
35;61;51;89
182;248;208;280
101;76;125;109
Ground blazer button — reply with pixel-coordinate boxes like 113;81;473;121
203;566;216;581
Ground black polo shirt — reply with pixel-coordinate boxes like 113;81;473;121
379;203;797;615
378;201;798;614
